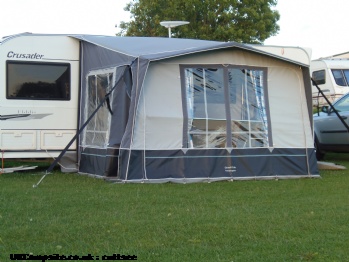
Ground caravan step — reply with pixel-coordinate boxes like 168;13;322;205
1;165;38;173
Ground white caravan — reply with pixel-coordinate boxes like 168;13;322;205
248;44;312;66
310;58;349;105
0;33;318;181
0;34;80;161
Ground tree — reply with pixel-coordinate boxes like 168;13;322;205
117;0;280;44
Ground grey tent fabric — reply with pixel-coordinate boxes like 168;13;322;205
74;35;319;182
74;35;310;66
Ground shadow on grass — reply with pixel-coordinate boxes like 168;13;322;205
321;153;349;169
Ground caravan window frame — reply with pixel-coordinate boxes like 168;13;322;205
180;64;272;149
312;70;326;85
331;69;349;86
6;60;71;101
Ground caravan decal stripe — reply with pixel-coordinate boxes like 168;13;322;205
0;114;52;121
0;114;30;120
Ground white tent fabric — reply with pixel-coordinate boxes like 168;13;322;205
132;50;313;150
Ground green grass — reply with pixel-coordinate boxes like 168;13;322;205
1;154;349;261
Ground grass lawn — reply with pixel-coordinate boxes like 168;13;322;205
0;153;348;261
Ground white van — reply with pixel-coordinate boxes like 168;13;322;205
0;34;80;161
310;58;349;105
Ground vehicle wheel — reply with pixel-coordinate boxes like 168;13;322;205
315;138;325;161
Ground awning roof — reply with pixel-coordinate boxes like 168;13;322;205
72;35;310;66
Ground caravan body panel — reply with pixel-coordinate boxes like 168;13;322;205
248;44;312;66
0;35;80;158
310;59;349;105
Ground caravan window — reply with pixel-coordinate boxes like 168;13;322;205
312;70;325;85
182;65;270;149
331;69;349;86
6;61;70;100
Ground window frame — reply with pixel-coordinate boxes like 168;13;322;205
6;60;71;101
180;64;272;149
312;70;326;85
82;67;117;148
331;69;349;86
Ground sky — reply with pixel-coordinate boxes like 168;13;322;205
1;0;349;60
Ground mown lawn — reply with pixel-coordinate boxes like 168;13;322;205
0;153;348;261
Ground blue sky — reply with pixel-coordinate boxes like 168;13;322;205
1;0;348;59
